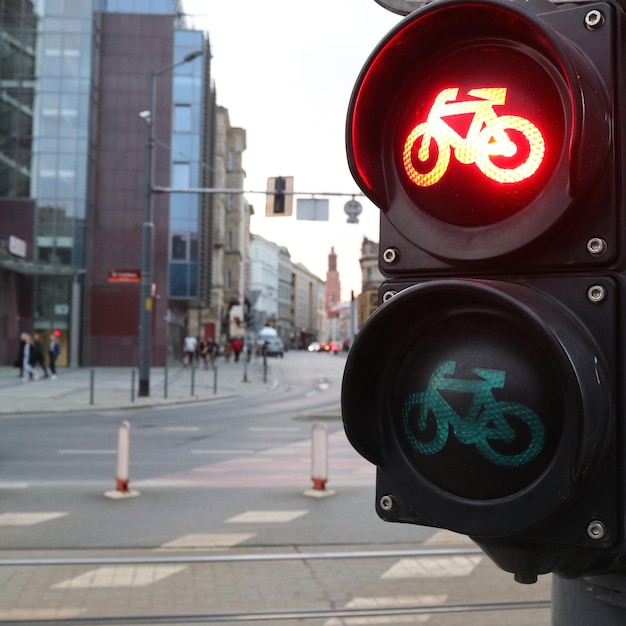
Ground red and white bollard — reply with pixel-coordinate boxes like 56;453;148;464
105;420;139;499
305;423;335;497
116;420;131;492
311;423;328;490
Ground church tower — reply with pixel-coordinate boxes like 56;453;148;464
325;247;342;318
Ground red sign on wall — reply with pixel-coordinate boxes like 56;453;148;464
108;269;140;283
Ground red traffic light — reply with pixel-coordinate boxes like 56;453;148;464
343;0;623;583
347;0;611;261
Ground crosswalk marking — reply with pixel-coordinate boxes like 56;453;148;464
51;565;186;589
0;512;67;526
0;609;86;620
190;449;256;455
160;533;256;548
57;449;116;455
226;509;308;523
381;556;483;579
425;529;475;545
324;594;447;625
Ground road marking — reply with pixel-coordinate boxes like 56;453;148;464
190;449;255;455
324;595;447;625
381;556;483;579
160;533;256;549
51;565;186;589
57;449;116;455
425;529;475;545
0;512;67;526
226;510;308;523
248;427;301;432
0;609;86;621
0;482;28;489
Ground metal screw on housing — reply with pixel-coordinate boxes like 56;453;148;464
382;290;397;302
587;520;607;540
584;9;604;29
587;237;607;256
587;285;606;303
383;247;400;264
379;494;397;511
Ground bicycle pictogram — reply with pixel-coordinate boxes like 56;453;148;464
401;361;545;467
402;87;546;187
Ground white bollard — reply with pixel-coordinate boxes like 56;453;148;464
304;423;335;497
311;423;328;491
116;420;131;492
105;420;139;499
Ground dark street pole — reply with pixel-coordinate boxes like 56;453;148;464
138;49;203;397
553;575;626;625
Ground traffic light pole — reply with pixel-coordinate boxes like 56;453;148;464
138;50;203;398
553;575;626;624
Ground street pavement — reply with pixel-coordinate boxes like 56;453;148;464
0;354;551;625
0;355;309;416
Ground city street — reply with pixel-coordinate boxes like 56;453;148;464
0;351;551;624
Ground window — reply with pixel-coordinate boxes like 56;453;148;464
171;234;187;260
172;162;190;188
174;105;192;132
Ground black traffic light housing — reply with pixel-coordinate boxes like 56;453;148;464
342;0;626;583
265;176;294;216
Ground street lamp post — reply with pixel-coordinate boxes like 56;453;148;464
138;49;203;397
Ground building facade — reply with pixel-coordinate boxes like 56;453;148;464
291;261;326;349
0;0;230;367
357;236;385;329
247;234;325;349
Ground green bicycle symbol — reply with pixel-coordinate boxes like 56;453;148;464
401;361;545;467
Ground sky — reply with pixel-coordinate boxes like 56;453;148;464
181;1;401;301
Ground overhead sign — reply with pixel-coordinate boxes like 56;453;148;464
297;199;329;221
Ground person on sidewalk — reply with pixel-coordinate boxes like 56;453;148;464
48;334;61;379
21;333;38;382
30;332;49;378
232;337;243;362
14;334;26;378
183;334;197;367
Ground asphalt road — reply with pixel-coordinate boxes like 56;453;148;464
0;351;552;624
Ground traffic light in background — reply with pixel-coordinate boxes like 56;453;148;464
265;176;294;216
342;0;625;583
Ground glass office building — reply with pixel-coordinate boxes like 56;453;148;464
169;28;205;299
0;0;212;365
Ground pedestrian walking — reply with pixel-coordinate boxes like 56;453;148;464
232;337;244;362
14;333;26;378
183;334;197;367
21;333;37;382
30;332;49;378
48;334;61;379
205;337;218;369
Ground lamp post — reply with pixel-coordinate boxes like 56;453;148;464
138;49;203;397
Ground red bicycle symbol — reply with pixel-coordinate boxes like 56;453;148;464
402;87;546;187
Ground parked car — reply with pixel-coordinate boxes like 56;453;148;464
264;338;284;357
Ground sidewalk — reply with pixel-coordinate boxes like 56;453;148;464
0;358;277;415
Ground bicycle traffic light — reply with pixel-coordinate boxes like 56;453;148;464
342;0;625;583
